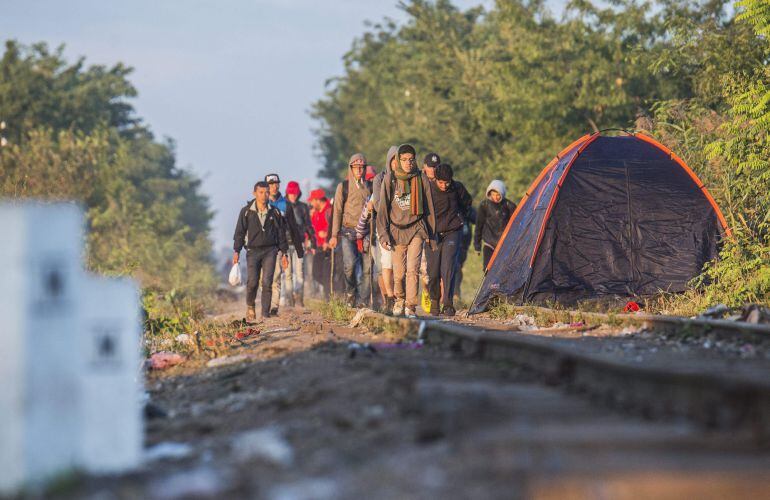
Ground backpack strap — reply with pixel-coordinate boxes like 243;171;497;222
341;180;349;208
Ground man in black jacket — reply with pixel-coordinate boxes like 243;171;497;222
426;164;472;316
474;179;516;271
233;181;289;321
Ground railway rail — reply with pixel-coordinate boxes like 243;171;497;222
361;308;770;441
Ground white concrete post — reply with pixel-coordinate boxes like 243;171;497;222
0;202;144;493
77;276;144;473
0;202;85;493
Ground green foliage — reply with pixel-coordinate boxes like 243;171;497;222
647;1;770;307
311;0;721;200
0;41;216;319
316;0;770;310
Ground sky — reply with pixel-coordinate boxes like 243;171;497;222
1;0;564;250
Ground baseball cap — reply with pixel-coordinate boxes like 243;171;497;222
265;173;280;184
286;181;301;196
423;153;441;168
349;153;366;166
308;188;326;201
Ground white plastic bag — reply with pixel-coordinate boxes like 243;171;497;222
228;263;242;286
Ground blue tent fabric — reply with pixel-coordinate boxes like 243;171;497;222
469;133;727;313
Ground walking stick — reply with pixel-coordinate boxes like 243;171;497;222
330;246;335;298
369;214;375;308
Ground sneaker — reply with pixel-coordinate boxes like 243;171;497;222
346;293;356;308
246;306;256;322
441;305;456;317
405;307;417;318
269;307;279;317
393;299;405;317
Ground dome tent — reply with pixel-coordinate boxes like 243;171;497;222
469;131;730;313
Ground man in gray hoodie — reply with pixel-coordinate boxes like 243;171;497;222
329;153;373;307
372;146;398;311
376;144;436;317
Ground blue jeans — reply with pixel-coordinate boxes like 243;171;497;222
341;230;372;305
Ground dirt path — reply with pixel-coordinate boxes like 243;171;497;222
61;302;770;499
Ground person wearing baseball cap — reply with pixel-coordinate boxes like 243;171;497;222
308;189;333;299
263;173;304;315
422;152;441;181
329;152;373;307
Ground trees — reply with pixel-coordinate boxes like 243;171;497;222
314;0;770;307
0;41;215;312
312;0;706;198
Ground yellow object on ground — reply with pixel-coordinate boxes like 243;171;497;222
421;289;431;313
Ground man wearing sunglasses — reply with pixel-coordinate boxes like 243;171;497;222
329;153;373;307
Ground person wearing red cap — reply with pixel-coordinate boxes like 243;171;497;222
285;181;316;307
308;188;333;299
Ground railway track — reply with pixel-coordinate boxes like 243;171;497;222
57;304;770;498
360;309;770;441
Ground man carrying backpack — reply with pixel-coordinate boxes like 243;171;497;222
328;153;373;307
233;181;289;321
425;164;472;316
376;144;436;317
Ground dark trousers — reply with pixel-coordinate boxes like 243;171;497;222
246;247;278;317
482;245;495;271
341;230;371;306
313;249;332;299
426;230;462;308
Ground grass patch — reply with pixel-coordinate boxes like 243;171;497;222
313;296;354;322
459;249;485;304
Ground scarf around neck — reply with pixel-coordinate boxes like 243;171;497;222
394;167;424;216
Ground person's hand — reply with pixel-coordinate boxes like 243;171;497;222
232;252;239;265
328;236;338;249
310;248;316;255
356;239;364;253
281;254;289;270
382;240;392;251
322;243;329;251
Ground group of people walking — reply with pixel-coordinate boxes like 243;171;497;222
232;144;517;321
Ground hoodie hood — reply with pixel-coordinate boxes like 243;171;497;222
385;145;398;173
486;180;507;199
372;146;398;207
